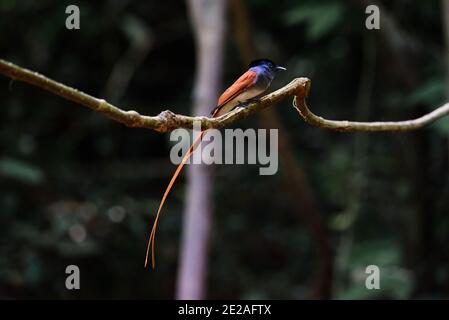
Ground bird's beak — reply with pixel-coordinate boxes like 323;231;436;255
276;66;287;71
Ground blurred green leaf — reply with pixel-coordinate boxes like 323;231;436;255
430;117;449;135
285;2;344;40
330;211;356;231
121;15;152;45
407;77;445;106
336;240;413;299
406;77;447;135
0;157;44;185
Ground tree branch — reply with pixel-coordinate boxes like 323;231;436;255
2;58;449;132
0;59;301;132
293;80;449;132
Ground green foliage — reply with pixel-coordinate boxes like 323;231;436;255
406;77;449;135
285;1;345;41
407;77;446;107
336;240;413;299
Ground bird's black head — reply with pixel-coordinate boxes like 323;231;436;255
249;59;286;72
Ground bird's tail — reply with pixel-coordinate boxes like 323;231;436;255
145;129;206;268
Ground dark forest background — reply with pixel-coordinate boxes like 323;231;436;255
1;0;449;299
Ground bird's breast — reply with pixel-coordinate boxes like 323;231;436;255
215;75;272;116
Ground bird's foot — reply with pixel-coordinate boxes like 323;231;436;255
246;97;260;104
236;98;260;109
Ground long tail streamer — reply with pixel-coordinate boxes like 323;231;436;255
145;130;206;268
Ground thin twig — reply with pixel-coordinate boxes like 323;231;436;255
293;80;449;132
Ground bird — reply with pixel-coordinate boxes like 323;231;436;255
145;59;286;268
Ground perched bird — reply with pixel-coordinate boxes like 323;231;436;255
145;59;286;268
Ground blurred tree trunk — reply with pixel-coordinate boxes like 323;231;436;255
229;0;333;299
440;0;449;295
176;0;226;299
372;1;437;296
442;0;449;157
443;0;449;98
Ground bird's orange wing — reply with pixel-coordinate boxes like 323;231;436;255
217;69;257;108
